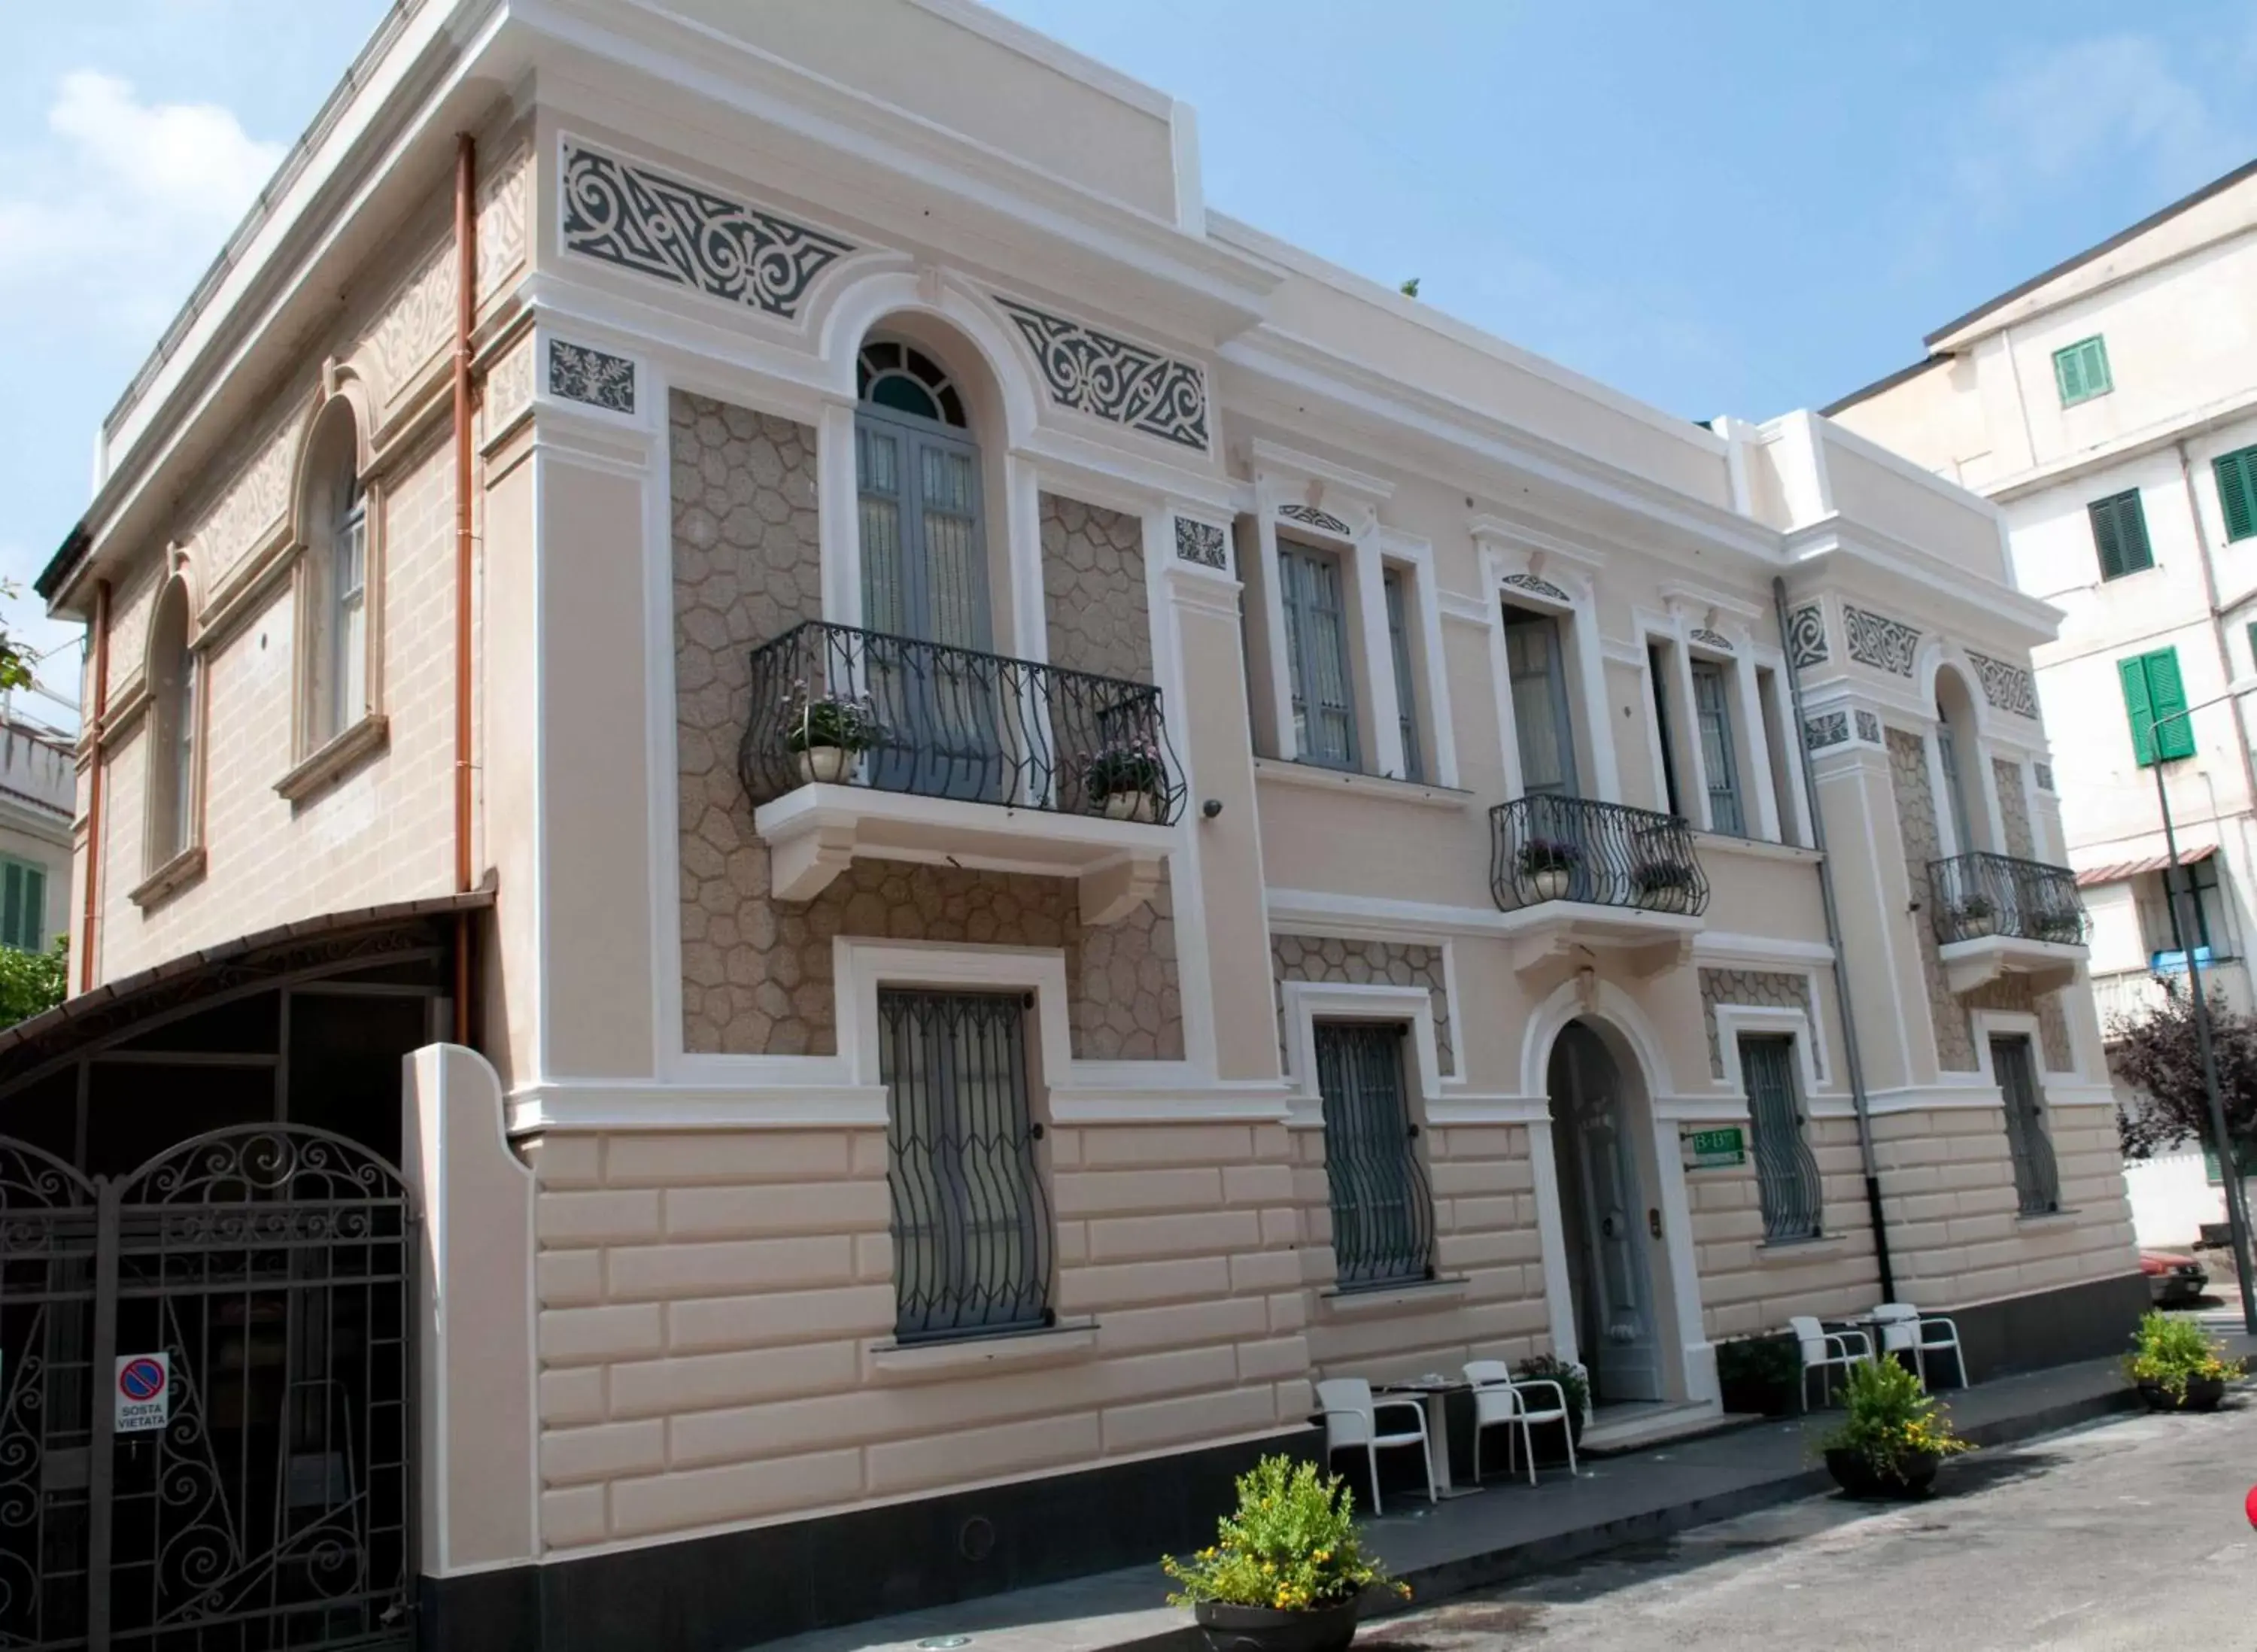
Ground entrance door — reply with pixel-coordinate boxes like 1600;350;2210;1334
0;1126;414;1652
1547;1023;1662;1404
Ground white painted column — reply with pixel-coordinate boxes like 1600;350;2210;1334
1525;1120;1581;1369
1669;634;1712;828
1570;591;1622;802
1353;533;1407;780
816;400;860;627
1254;512;1298;764
1733;654;1782;841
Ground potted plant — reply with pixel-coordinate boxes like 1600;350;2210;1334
2031;908;2083;946
1950;893;1996;940
1819;1354;1970;1498
1084;738;1167;823
1632;860;1699;915
1512;1353;1589;1462
780;682;878;785
1517;840;1582;903
1717;1334;1801;1417
1162;1454;1407;1652
2125;1309;2242;1412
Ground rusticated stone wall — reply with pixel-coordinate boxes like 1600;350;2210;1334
1698;967;1812;1080
1271;935;1453;1076
1041;494;1152;685
1994;758;2034;860
1888;726;1978;1070
1964;974;2076;1074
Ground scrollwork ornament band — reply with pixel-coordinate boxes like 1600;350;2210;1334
1967;651;2040;718
1787;603;1828;668
1803;711;1851;752
995;297;1209;450
1502;570;1574;605
1842;605;1921;676
1174;518;1229;570
1277;503;1353;537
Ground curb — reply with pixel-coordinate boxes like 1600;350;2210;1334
1105;1384;2142;1652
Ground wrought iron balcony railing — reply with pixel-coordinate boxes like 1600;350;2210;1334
1489;794;1710;916
740;621;1186;824
1927;852;2087;948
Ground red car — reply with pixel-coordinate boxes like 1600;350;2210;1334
2142;1250;2210;1304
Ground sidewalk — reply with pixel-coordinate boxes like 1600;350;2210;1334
749;1344;2247;1652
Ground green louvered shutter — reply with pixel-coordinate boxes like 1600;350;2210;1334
2120;654;2158;766
2088;490;2150;580
2146;648;2195;760
2053;336;2111;406
2216;446;2257;544
0;863;21;951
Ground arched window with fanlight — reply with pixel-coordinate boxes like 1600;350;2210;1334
298;404;372;758
146;577;198;869
854;337;997;797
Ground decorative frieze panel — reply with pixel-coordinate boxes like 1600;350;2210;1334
548;339;636;415
192;420;297;582
2034;761;2055;793
1690;626;1735;653
1501;570;1573;605
1843;605;1920;676
1787;603;1828;669
1855;710;1882;745
561;141;853;319
1174;517;1229;570
1803;712;1850;752
483;332;536;439
1968;651;2040;719
1277;503;1352;537
995;297;1209;451
364;146;530;412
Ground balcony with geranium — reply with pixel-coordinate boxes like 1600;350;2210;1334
739;621;1183;922
1488;794;1709;976
1927;851;2087;994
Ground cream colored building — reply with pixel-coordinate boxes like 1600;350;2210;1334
17;4;2137;1649
1831;159;2257;1246
0;715;74;956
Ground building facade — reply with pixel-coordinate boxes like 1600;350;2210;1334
15;5;2140;1649
0;716;74;954
1831;159;2257;1246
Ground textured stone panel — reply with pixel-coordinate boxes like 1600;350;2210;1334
1271;935;1452;1075
1698;968;1812;1080
1888;726;1978;1070
1994;758;2034;861
1965;975;2076;1074
1041;494;1153;686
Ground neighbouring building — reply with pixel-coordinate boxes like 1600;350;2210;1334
9;5;2140;1649
0;715;74;955
1830;158;2257;1250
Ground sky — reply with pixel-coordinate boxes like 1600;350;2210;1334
4;2;2255;727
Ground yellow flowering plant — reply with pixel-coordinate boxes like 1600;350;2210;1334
2126;1309;2243;1401
1819;1354;1971;1478
1161;1456;1408;1613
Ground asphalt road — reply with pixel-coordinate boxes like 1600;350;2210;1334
1357;1400;2257;1651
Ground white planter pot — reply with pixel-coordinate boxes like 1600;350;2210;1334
1957;913;1994;939
1527;867;1572;903
1101;790;1159;823
795;746;853;785
1639;885;1690;914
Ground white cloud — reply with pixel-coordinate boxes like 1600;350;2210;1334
0;71;282;332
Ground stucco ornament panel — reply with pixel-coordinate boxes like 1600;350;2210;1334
190;418;298;584
483;332;536;437
1271;934;1453;1075
2033;762;2055;793
1041;495;1152;686
1854;710;1882;746
1690;627;1734;653
548;340;636;414
1698;968;1812;1080
1501;571;1573;606
1277;503;1351;537
562;141;853;319
363;147;530;414
1174;517;1228;570
1803;711;1850;752
995;296;1208;451
1994;758;2034;861
1787;603;1828;669
1844;606;1920;676
1968;652;2040;719
1888;726;1976;1070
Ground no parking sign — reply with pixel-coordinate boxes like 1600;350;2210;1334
114;1353;170;1432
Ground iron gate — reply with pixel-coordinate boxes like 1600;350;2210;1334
0;1125;413;1652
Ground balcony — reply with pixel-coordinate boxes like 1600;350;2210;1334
2094;956;2252;1041
1489;795;1709;976
740;621;1183;922
1927;851;2088;995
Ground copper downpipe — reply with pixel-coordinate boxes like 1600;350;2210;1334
78;579;112;995
451;133;476;1043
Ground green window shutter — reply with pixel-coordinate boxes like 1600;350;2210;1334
2145;647;2196;761
22;867;43;951
2053;336;2111;405
0;864;21;951
2120;654;2158;765
2216;446;2257;543
2088;490;2151;579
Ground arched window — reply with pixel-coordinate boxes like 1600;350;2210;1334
299;405;371;755
856;341;968;429
147;578;197;867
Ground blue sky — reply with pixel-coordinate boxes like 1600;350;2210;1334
5;2;2254;722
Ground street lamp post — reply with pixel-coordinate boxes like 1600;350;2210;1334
2147;694;2257;1335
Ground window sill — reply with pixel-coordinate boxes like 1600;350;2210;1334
1251;758;1472;811
128;845;206;911
861;1318;1098;1383
1316;1276;1469;1318
1694;831;1822;864
1757;1233;1845;1262
2016;1208;2081;1229
275;714;389;804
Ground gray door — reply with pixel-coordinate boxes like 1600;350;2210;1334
1990;1035;2062;1216
1548;1023;1661;1404
855;405;1001;798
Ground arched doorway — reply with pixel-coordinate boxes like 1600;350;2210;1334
1548;1020;1664;1404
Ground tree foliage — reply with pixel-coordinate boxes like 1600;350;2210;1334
0;937;66;1028
2111;984;2257;1159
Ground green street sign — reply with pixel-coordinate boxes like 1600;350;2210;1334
1682;1125;1747;1169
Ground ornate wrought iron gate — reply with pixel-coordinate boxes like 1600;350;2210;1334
0;1125;413;1651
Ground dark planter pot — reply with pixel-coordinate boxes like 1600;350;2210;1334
1824;1447;1940;1499
2137;1373;2227;1413
1194;1599;1360;1652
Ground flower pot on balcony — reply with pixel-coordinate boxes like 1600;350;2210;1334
1527;868;1572;903
1101;790;1161;823
795;746;853;785
1636;882;1693;914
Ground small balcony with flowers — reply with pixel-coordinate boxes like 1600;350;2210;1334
739;621;1183;924
1489;794;1710;976
1927;851;2088;994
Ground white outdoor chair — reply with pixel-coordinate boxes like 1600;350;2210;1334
1871;1302;1966;1389
1314;1377;1435;1515
1464;1360;1578;1485
1790;1314;1871;1411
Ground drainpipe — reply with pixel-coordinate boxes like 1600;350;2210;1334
451;133;477;1044
78;576;111;996
1774;577;1897;1301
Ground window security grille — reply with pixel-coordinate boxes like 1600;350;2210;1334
1314;1022;1435;1288
1738;1034;1821;1241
